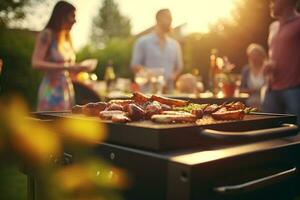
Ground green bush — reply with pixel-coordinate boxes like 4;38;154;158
0;28;42;110
77;37;135;80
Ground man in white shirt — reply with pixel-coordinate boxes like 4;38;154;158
131;9;183;92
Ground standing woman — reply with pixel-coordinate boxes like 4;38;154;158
32;1;93;111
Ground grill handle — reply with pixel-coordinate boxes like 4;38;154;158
214;167;297;195
201;123;298;140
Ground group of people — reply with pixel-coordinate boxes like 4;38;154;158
241;0;300;125
32;0;300;125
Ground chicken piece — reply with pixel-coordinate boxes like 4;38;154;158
126;103;146;121
106;103;124;111
212;109;245;120
150;95;189;107
203;104;221;114
82;102;108;116
151;113;197;124
145;101;163;119
71;105;84;114
99;110;126;120
132;92;151;104
111;114;131;123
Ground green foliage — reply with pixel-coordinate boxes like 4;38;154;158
91;0;131;46
182;0;273;87
0;28;42;109
0;0;40;27
77;37;135;80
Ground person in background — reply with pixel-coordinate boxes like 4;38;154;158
263;0;300;125
131;9;183;93
241;44;267;109
32;1;95;111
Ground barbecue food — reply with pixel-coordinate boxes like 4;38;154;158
99;110;126;120
126;103;146;121
192;108;204;119
106;103;124;111
72;92;251;124
145;101;163;119
212;108;245;120
150;95;189;107
108;99;134;106
111;114;131;123
151;113;197;124
82;102;107;116
72;105;83;114
203;104;220;114
132;92;151;104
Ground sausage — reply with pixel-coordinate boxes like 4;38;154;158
132;92;151;104
211;109;245;120
150;95;189;107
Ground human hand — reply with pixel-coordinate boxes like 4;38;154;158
263;59;275;76
79;59;98;72
263;59;276;83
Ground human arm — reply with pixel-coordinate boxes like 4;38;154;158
131;39;145;73
31;30;93;72
172;42;183;82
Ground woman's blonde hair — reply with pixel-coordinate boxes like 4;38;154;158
246;43;267;57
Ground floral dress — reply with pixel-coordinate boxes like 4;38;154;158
37;33;75;111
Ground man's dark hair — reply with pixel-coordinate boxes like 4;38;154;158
156;9;170;20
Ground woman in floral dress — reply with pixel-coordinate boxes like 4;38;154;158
32;1;94;111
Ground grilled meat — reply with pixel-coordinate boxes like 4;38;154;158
108;99;134;106
82;102;107;116
111;114;131;123
106;103;124;111
71;105;84;114
192;108;204;119
132;92;151;104
151;113;197;124
127;103;146;120
203;104;220;114
145;101;163;119
212;109;245;120
150;95;189;107
99;110;126;120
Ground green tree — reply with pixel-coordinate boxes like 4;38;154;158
0;0;39;27
182;0;273;87
91;0;131;47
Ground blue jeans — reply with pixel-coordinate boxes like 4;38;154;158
262;86;300;126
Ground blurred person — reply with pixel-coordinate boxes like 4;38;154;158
32;1;95;111
131;9;183;93
176;73;197;94
241;44;267;109
263;0;300;125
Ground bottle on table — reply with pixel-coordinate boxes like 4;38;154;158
103;59;116;93
209;49;223;94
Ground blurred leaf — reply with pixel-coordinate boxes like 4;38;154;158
56;118;107;146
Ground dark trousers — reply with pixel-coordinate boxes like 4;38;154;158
262;86;300;126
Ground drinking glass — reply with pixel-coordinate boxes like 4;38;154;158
149;68;165;94
134;69;149;93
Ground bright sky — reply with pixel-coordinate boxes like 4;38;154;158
26;0;239;50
